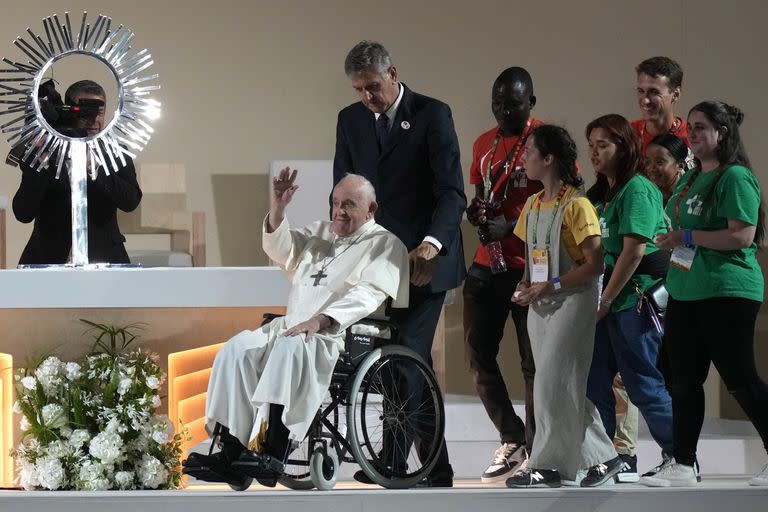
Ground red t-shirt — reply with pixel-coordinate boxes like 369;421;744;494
631;117;689;156
469;119;544;269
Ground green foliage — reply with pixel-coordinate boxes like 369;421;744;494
80;319;147;357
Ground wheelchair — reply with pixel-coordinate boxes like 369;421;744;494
232;313;446;491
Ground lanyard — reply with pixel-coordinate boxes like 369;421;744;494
531;185;567;246
673;169;700;227
482;119;532;201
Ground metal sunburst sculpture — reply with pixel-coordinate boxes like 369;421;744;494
0;11;160;266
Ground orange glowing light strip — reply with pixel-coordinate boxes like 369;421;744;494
0;353;13;487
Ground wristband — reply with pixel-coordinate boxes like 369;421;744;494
683;229;693;248
551;277;561;291
599;297;612;308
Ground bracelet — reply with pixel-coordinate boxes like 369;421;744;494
683;229;693;248
598;297;612;308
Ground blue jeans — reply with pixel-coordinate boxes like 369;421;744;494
586;306;673;454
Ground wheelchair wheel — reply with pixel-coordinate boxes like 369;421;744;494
347;345;445;489
228;476;253;492
309;446;339;491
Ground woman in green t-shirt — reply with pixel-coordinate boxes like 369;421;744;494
644;101;768;488
583;114;674;478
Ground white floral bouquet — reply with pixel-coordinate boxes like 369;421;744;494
12;321;185;490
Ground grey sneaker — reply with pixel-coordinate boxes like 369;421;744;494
749;463;768;486
640;459;697;487
481;442;527;483
580;456;625;487
614;453;639;483
643;455;701;482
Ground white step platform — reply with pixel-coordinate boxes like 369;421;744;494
1;395;765;512
1;479;766;512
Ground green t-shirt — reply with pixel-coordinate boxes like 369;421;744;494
665;164;764;301
598;174;667;312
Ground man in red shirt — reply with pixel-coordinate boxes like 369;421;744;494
611;56;689;483
464;67;542;482
632;56;688;168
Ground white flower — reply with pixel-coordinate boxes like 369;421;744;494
59;426;73;438
43;440;71;458
19;416;31;431
41;403;68;429
145;375;160;390
12;401;22;414
151;395;161;409
105;417;124;434
151;430;168;444
36;457;66;490
69;429;91;449
35;356;64;394
136;454;168;489
117;377;133;396
78;460;110;491
126;366;136;377
114;471;135;490
89;431;124;464
18;460;40;490
65;362;82;380
21;376;37;390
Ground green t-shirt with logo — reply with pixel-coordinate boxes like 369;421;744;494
665;164;763;302
598;174;667;312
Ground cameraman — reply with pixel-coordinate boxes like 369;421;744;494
463;67;542;482
11;80;142;265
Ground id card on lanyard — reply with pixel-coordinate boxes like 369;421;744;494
531;248;550;282
672;170;701;272
529;187;567;283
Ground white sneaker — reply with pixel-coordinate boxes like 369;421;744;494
748;463;768;486
640;459;697;487
481;442;527;483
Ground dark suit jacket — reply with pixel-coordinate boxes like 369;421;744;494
333;84;466;293
13;155;142;265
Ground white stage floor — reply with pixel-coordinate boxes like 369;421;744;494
1;478;766;512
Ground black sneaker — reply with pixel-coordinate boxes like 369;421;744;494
506;468;562;488
643;456;702;483
614;453;639;483
580;456;625;487
481;442;528;483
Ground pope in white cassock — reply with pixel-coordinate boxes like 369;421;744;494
183;168;409;486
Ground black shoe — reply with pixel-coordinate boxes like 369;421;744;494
352;458;409;485
231;450;285;479
413;466;454;488
182;451;248;486
353;465;452;488
506;468;562;488
614;454;639;483
580;456;625;487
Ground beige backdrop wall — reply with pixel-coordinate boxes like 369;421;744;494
1;0;766;407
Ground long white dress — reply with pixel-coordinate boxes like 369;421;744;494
205;216;409;447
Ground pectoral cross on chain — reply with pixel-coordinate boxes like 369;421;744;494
310;269;328;286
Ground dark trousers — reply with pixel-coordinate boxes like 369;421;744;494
463;264;535;449
665;297;768;465
389;285;451;472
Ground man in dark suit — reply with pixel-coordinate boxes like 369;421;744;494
334;41;466;487
12;80;142;265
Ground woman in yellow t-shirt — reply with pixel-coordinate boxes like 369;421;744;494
505;124;622;488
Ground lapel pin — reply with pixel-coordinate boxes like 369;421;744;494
401;121;410;130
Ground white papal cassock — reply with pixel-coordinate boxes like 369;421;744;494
205;216;409;448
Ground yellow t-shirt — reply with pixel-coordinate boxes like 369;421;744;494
513;187;601;263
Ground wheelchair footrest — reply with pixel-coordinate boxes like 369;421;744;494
183;465;247;486
231;451;285;478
